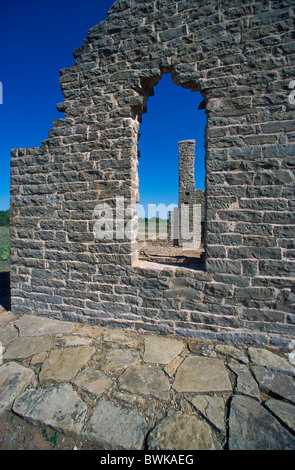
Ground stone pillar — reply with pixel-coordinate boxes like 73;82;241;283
178;140;201;250
169;208;179;246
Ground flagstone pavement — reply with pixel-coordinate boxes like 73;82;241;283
0;306;295;450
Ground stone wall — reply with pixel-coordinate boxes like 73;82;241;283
10;0;295;348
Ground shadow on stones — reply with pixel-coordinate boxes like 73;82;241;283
0;272;11;311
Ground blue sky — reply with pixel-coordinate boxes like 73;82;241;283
138;73;206;214
0;0;206;212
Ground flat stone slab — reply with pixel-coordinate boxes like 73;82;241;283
102;328;142;349
215;344;248;364
72;367;112;397
228;363;260;400
173;356;232;393
147;410;222;450
0;324;18;346
164;356;184;378
3;336;53;360
0;310;17;327
118;364;171;401
144;335;184;364
188;395;227;433
82;398;147;450
14;315;75;337
253;366;295;404
0;362;35;412
249;347;295;375
39;346;95;384
228;395;295;450
12;384;87;437
264;399;295;432
59;335;93;347
99;348;141;373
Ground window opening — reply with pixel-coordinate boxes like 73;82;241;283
136;73;206;269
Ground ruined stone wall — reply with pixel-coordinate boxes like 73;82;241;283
10;0;295;348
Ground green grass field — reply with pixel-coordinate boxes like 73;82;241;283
0;226;10;272
137;217;169;240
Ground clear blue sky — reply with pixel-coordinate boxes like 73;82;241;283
0;0;206;212
138;73;206;215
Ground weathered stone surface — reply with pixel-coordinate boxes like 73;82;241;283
228;363;260;400
118;364;170;401
249;347;295;375
39;346;95;384
173;356;232;393
0;362;35;412
0;324;18;346
14;315;75;337
3;336;53;360
99;348;141;373
60;335;93;347
9;0;295;350
82;398;147;450
0;310;16;327
72;367;112;397
12;384;87;437
144;335;184;364
253;366;295;404
188;339;216;357
164;356;184;378
147;411;222;450
264;399;295;432
228;396;295;450
288;350;295;366
188;395;227;433
102;328;142;349
215;344;248;364
75;324;102;339
30;352;48;365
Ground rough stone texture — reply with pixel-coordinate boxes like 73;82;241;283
164;356;184;377
9;0;295;348
14;315;75;337
144;335;184;364
215;344;248;364
99;348;141;373
118;364;171;400
147;410;222;450
72;367;112;397
173;356;232;393
249;347;295;375
0;324;18;346
228;396;295;450
3;336;53;360
188;395;227;433
12;384;88;437
0;362;35;412
253;366;295;404
264;399;295;432
1;309;295;450
0;310;17;327
228;363;260;400
39;346;95;384
82;398;147;450
102;328;142;349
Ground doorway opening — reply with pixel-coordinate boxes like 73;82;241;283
136;73;207;269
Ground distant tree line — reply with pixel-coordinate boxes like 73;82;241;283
0;210;9;226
